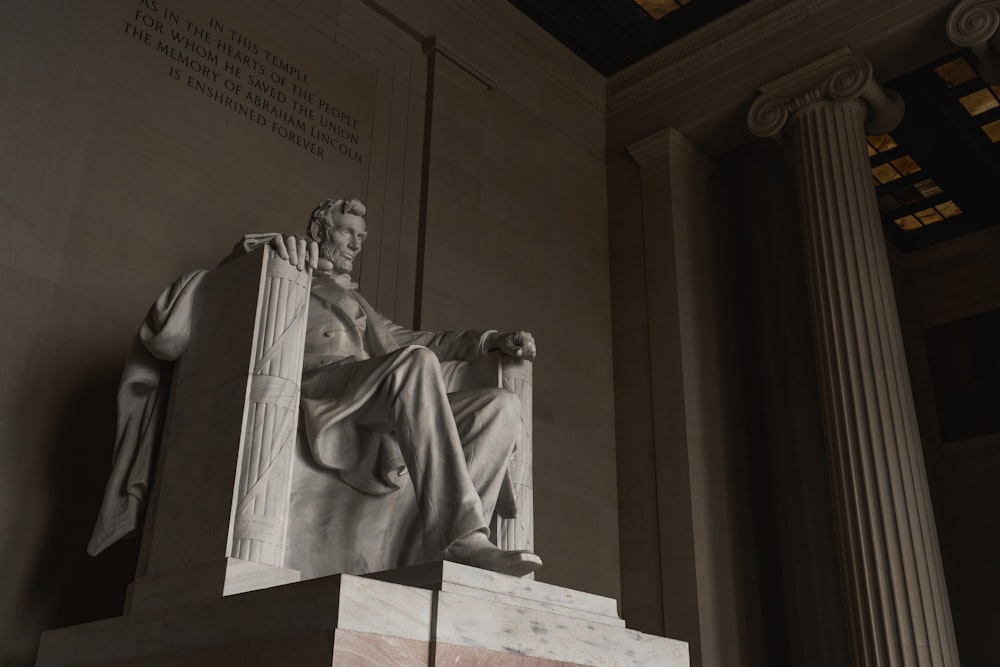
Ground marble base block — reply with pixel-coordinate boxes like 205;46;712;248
37;562;688;666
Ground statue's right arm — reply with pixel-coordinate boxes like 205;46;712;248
217;233;279;266
219;233;331;272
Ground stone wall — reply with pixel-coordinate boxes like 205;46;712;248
0;1;613;663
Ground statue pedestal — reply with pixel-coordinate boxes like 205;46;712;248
37;562;688;666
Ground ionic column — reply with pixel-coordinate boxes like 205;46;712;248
748;49;960;666
948;0;1000;84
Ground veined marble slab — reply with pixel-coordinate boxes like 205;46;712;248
38;563;688;666
367;561;687;666
367;560;622;622
433;587;686;666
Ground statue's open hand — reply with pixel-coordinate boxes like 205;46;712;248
494;330;536;361
271;234;334;272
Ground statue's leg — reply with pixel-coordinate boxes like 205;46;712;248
382;346;488;553
432;385;541;576
447;388;520;525
350;346;540;575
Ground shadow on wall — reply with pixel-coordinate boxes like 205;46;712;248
9;365;139;665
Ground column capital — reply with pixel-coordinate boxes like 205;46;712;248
947;0;1000;83
747;48;903;139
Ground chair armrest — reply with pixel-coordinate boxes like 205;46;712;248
438;353;535;557
440;353;503;392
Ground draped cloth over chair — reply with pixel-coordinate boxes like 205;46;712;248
98;247;534;614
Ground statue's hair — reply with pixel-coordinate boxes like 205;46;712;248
307;198;366;234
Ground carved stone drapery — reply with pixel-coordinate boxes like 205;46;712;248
749;49;960;665
947;0;1000;84
128;246;539;612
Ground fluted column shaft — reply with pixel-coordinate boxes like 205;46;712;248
749;49;959;666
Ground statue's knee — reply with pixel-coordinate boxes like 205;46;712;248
401;345;439;371
487;387;520;421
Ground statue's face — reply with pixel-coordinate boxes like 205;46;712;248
320;213;367;274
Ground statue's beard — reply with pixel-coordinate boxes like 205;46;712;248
320;242;354;273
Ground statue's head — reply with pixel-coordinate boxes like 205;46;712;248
307;198;367;275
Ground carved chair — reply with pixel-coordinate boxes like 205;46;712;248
124;247;534;614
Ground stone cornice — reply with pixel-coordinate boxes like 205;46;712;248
947;0;1000;83
446;0;606;112
627;127;679;167
607;0;838;115
746;48;903;137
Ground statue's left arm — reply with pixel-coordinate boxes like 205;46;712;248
484;330;536;361
383;319;536;362
242;232;537;362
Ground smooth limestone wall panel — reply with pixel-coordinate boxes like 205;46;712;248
420;50;616;599
2;0;613;663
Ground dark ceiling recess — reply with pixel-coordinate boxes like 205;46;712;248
508;3;998;252
506;0;753;77
876;51;1000;252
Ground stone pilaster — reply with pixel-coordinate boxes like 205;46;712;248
948;0;1000;84
626;128;702;656
626;128;749;666
748;49;960;666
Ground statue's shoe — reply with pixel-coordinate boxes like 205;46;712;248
444;533;543;577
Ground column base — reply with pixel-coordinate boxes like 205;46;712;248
38;562;688;666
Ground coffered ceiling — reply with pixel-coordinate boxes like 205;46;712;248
864;52;1000;252
507;0;752;76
